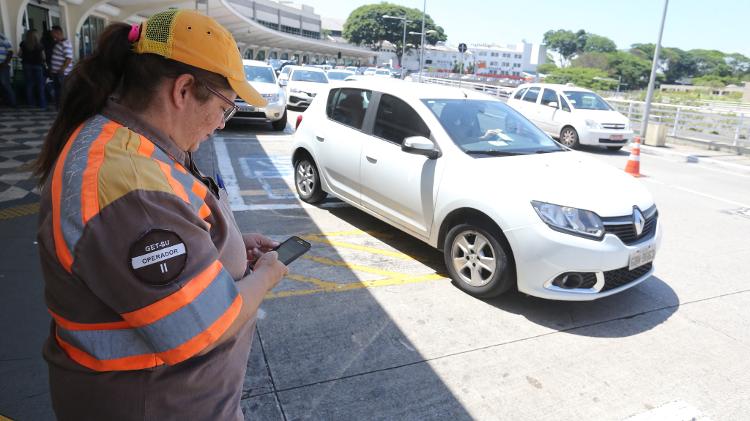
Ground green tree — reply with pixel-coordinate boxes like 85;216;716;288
583;34;617;53
543;29;587;66
572;52;610;70
536;63;558;74
606;51;651;89
342;3;447;67
544;67;615;90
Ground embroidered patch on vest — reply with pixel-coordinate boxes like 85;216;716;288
129;229;187;285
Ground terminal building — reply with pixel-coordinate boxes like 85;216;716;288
0;0;374;65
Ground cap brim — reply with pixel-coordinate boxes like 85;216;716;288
228;77;267;107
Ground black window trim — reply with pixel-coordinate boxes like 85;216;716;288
325;87;374;133
369;92;434;148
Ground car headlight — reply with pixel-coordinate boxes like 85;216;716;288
262;93;279;103
585;119;601;129
531;201;604;240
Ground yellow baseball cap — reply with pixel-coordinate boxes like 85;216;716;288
133;9;266;107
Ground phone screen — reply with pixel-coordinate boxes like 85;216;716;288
274;236;311;265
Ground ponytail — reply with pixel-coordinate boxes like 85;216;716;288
34;23;131;183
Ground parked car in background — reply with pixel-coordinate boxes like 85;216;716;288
282;66;329;108
326;69;355;86
374;68;392;78
363;67;378;76
345;66;358;73
292;80;661;301
507;83;633;151
231;60;287;130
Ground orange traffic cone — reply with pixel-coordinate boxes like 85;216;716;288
624;136;641;177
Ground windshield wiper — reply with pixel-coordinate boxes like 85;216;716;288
533;149;563;154
464;150;524;156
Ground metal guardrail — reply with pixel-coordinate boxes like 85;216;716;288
417;76;514;98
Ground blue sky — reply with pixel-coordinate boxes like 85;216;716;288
302;0;749;56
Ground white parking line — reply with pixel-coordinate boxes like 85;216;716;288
645;179;750;208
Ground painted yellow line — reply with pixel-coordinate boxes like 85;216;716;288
302;236;412;259
0;202;39;220
308;229;366;237
238;189;267;196
266;272;446;299
303;255;420;278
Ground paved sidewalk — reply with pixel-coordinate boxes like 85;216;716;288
635;137;750;175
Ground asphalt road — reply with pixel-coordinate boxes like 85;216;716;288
1;106;748;420
211;111;750;420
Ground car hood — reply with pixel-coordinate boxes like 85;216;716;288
469;151;653;217
287;81;328;94
248;81;281;96
572;109;629;124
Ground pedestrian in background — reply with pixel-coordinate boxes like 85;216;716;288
49;25;72;107
0;31;17;107
34;9;287;420
19;29;47;109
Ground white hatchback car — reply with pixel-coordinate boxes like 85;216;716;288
292;80;661;301
507;83;634;151
233;60;287;130
281;67;329;108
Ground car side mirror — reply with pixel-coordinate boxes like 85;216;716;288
402;136;440;159
548;101;558;108
279;79;288;87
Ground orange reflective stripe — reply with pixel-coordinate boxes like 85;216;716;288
157;294;242;365
121;260;223;327
55;330;163;371
137;135;155;157
49;309;130;331
51;125;84;273
81;121;120;224
156;161;189;203
191;181;212;219
174;163;188;174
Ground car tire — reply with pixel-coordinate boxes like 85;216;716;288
272;110;287;131
294;156;326;203
559;126;580;149
607;146;623;151
443;222;515;298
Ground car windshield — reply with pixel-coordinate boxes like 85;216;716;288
563;91;613;110
423;99;563;156
376;69;390;75
291;70;328;83
327;71;353;80
244;65;275;83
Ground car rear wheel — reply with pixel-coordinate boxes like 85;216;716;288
443;223;514;298
272;110;287;131
560;126;580;149
294;157;326;203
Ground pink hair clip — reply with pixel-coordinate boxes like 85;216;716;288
128;24;141;43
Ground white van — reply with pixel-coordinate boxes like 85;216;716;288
507;83;633;150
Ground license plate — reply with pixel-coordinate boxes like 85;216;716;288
610;134;624;141
240;105;255;112
628;243;656;270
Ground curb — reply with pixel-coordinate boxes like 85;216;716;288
634;144;750;176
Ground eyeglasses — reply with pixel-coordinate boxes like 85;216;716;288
203;83;238;123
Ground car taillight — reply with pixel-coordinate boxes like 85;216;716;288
296;114;303;129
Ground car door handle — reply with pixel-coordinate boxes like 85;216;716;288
366;156;377;163
315;135;325;142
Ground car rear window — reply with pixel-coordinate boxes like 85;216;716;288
513;88;527;99
522;87;540;103
329;88;371;130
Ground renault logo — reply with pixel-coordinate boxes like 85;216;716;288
633;207;645;237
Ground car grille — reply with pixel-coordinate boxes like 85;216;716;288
235;111;266;119
602;206;658;245
601;262;653;291
602;123;626;130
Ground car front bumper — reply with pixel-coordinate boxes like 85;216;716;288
578;128;634;146
231;101;286;123
287;91;316;108
504;219;662;301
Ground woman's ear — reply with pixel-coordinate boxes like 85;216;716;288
171;74;196;110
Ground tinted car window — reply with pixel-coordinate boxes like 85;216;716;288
244;65;276;83
291;70;328;83
329;88;371;129
513;88;527;99
560;96;571;112
540;88;558;106
563;90;613;110
326;89;340;118
522;87;540;103
373;94;430;145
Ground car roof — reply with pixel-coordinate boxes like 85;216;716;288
292;66;326;73
337;79;502;101
242;59;271;68
516;83;593;93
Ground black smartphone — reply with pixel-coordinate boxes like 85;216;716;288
273;236;311;265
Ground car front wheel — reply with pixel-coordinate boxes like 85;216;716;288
272;110;287;131
443;223;514;298
559;126;580;149
294;157;326;203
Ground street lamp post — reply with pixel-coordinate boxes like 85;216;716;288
382;14;411;71
641;0;669;141
409;28;437;83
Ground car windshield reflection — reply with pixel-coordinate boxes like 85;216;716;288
244;66;276;84
563;91;613;111
423;99;564;156
291;70;329;83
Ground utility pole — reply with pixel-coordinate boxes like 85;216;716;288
418;0;426;83
641;0;669;141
